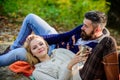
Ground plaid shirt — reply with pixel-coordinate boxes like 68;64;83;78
80;36;117;80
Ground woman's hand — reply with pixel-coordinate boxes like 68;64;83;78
67;46;92;70
67;51;82;70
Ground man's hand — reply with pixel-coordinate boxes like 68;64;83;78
26;34;42;43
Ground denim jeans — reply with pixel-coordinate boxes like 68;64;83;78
0;14;58;67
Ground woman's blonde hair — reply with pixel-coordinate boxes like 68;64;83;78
24;34;49;66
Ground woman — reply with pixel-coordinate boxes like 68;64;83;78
24;34;83;80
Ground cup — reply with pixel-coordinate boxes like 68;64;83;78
78;45;92;66
79;45;92;56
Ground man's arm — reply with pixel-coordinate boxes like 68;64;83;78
42;25;82;45
102;36;119;80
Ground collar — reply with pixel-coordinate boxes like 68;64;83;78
75;34;106;45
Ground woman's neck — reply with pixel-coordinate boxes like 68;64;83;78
39;54;51;62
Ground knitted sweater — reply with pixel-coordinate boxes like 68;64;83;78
32;48;82;80
43;24;109;53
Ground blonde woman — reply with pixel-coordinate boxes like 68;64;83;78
24;34;82;80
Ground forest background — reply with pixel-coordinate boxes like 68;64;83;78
0;0;120;45
0;0;120;79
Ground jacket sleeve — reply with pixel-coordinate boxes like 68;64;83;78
42;25;82;45
102;36;119;80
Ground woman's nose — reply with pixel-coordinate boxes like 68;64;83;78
38;45;42;49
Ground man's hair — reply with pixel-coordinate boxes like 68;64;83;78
85;11;107;29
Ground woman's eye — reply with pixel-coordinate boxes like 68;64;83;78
39;42;43;46
32;46;37;50
31;45;37;50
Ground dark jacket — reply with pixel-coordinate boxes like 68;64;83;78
80;36;119;80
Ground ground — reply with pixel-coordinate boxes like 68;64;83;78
0;66;29;80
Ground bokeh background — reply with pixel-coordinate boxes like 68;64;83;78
0;0;120;79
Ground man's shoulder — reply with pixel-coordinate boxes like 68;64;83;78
102;36;116;43
99;36;117;50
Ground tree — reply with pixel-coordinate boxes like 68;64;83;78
106;0;120;31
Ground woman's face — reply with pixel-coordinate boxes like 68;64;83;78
30;37;48;58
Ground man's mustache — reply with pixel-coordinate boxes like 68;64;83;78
81;30;86;34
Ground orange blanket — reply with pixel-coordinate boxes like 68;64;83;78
9;61;34;77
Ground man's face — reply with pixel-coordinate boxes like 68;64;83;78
81;18;95;40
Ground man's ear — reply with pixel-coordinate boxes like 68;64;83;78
95;25;101;32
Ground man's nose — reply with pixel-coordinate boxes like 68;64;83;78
81;25;85;30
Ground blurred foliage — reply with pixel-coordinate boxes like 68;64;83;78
106;0;120;32
0;0;109;31
0;0;120;45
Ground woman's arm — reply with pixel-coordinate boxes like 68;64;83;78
58;50;83;80
67;50;83;70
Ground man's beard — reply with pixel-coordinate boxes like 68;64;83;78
81;30;94;40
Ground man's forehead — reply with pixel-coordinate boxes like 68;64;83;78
83;18;92;26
